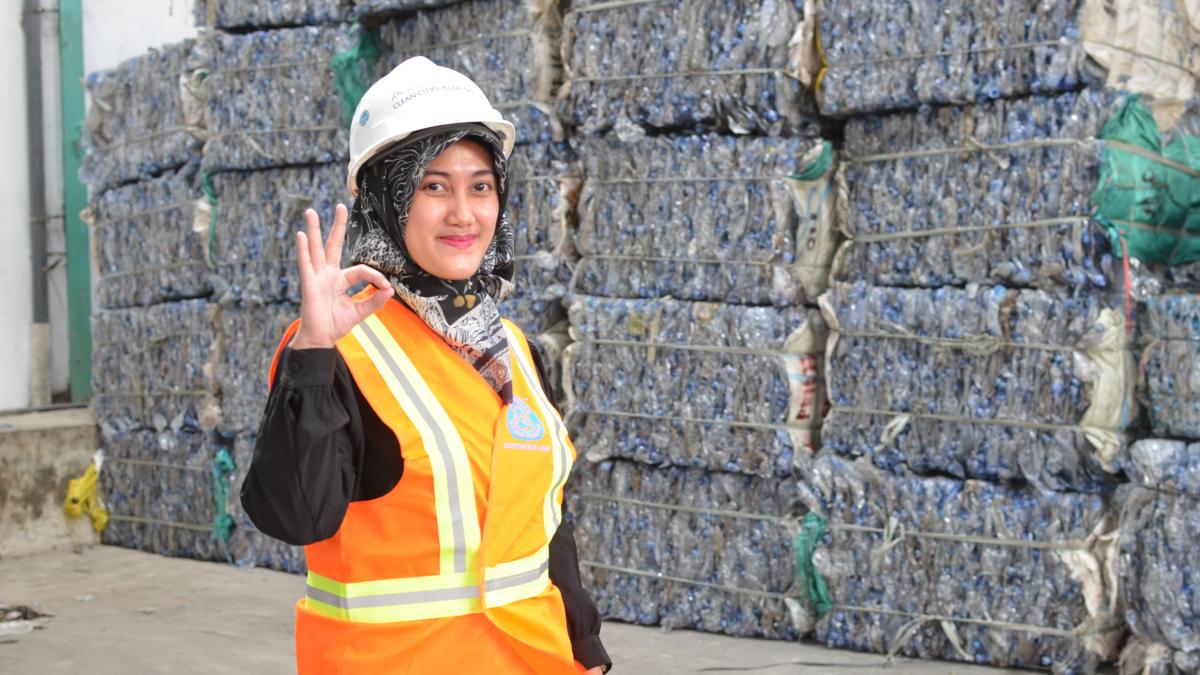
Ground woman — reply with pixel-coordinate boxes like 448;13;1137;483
241;57;610;674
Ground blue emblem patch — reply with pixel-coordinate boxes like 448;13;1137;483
358;109;370;126
506;396;546;441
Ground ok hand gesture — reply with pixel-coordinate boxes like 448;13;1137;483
290;204;394;350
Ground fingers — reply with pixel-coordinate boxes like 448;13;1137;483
324;203;349;267
305;208;326;269
344;264;394;311
295;231;313;285
355;285;394;318
344;265;393;318
343;264;392;291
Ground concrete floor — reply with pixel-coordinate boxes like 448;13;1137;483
0;545;1031;675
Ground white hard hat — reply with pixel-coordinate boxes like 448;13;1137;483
346;56;516;197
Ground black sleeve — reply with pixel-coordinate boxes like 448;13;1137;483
531;338;611;671
239;347;363;546
527;338;562;414
550;509;611;672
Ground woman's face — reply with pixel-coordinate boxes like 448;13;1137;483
404;139;499;281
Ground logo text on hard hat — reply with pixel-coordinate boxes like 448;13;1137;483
359;109;370;126
391;83;483;110
506;396;546;442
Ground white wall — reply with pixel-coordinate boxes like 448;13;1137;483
1;0;35;411
1;0;198;410
82;0;196;74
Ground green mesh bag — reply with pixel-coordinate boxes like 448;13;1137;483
1092;96;1200;266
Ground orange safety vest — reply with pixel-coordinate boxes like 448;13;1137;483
269;300;583;674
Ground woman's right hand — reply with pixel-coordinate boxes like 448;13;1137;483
290;203;394;350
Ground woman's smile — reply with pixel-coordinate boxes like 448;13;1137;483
437;234;478;249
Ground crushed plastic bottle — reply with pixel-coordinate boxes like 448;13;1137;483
82;39;206;193
834;90;1126;291
1117;440;1200;674
820;281;1132;492
197;25;365;172
193;0;350;29
815;0;1111;116
568;457;804;639
374;0;563;145
562;0;819;137
566;294;825;477
1141;294;1200;440
91;299;221;435
571;134;835;305
89;162;210;309
799;451;1119;673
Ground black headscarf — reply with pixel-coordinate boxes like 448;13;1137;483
348;123;515;402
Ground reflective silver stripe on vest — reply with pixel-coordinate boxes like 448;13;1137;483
358;320;470;574
306;583;480;610
483;559;550;594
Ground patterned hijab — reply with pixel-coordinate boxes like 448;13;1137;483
349;123;515;402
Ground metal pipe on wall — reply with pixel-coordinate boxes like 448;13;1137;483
23;0;51;407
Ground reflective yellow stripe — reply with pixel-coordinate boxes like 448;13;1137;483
305;548;549;623
307;569;478;598
303;593;482;624
484;544;548;582
503;323;572;540
483;543;551;607
352;316;482;575
306;570;482;622
484;564;550;608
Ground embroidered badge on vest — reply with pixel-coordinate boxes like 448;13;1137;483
504;396;549;451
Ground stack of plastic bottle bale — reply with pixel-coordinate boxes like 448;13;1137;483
82;38;234;561
188;0;387;572
560;0;841;639
366;0;580;396
805;1;1198;672
1119;133;1200;672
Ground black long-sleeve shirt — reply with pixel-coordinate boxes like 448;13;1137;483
241;342;610;672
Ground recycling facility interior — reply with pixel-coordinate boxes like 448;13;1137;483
8;0;1200;674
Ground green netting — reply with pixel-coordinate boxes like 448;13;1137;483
211;447;236;543
1092;96;1200;265
793;511;832;619
792;140;833;181
331;29;383;131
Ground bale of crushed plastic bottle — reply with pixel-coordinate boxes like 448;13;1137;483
572;134;836;305
569;457;805;639
375;0;563;144
208;162;343;304
1117;440;1200;675
561;0;820;138
193;0;349;29
82;39;206;193
501;141;579;335
1142;293;1200;440
799;452;1123;673
99;427;226;562
216;303;299;435
834;90;1122;291
198;25;376;172
87;163;211;309
91;299;221;434
566;294;826;477
352;0;465;19
815;0;1197;117
819;281;1133;492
